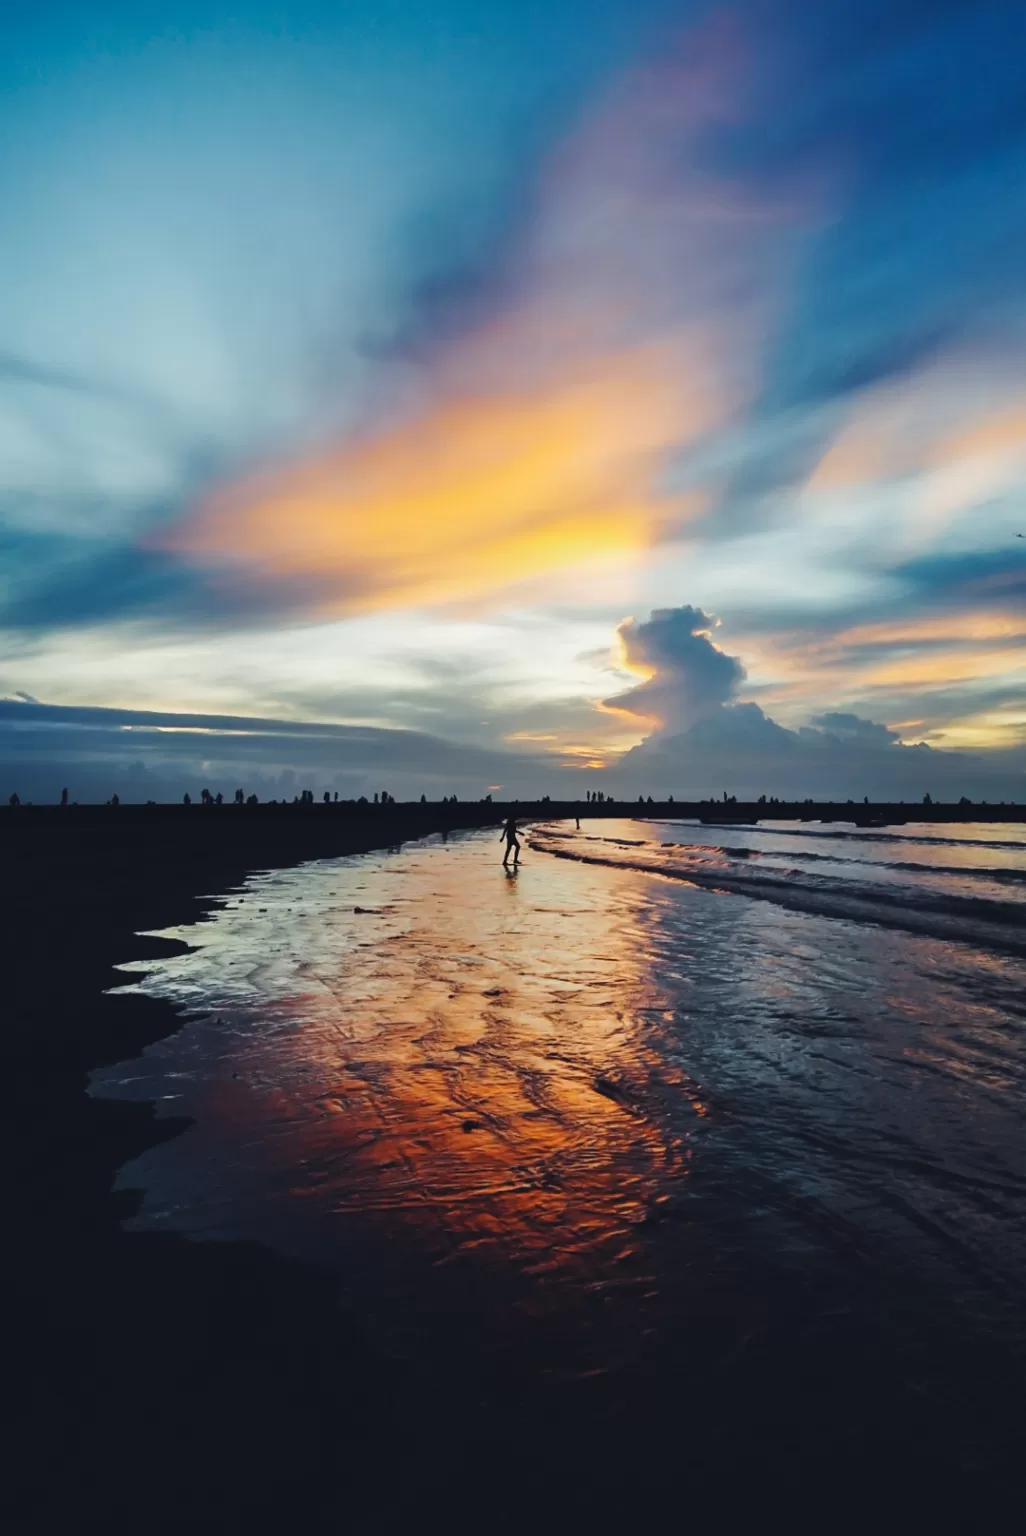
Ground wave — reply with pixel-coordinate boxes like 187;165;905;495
553;827;1026;888
648;819;1026;855
529;834;1026;957
716;845;1026;887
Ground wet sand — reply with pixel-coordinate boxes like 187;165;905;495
5;804;498;1531
7;804;1026;1528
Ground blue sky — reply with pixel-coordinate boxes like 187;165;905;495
1;0;1024;799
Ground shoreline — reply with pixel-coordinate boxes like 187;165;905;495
5;795;1025;828
6;807;502;1529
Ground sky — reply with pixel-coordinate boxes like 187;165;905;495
1;0;1024;801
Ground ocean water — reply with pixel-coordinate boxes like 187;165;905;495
93;817;1026;1475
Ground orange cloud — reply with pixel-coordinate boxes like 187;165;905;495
164;43;796;617
855;647;1026;690
804;364;1026;543
168;345;710;613
826;611;1026;648
748;617;1026;692
728;608;1026;750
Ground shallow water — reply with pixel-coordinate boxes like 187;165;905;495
94;817;1026;1405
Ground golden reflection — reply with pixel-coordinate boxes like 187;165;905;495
192;832;694;1272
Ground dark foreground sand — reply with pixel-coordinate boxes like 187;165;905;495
6;805;502;1531
5;802;1024;1530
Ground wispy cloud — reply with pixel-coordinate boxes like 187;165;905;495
164;40;798;616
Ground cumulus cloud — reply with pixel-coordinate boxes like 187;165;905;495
603;606;1024;800
805;712;898;748
615;700;1025;802
605;605;746;733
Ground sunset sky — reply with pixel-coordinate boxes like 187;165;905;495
2;0;1024;800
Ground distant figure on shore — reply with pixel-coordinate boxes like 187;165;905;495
60;787;68;807
9;792;19;807
501;815;521;867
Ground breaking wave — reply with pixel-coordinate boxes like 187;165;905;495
529;820;1026;958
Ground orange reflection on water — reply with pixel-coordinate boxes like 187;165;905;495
180;833;695;1279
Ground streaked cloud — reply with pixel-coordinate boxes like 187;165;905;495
165;44;796;615
1;0;1024;789
166;351;697;614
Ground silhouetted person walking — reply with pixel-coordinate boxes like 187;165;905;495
501;815;521;867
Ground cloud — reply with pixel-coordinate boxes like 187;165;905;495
604;599;1025;797
615;700;1026;802
726;571;1026;752
3;0;1026;769
704;0;1026;532
164;355;693;615
163;42;799;618
806;712;898;748
2;680;1022;808
605;605;746;733
0;698;555;803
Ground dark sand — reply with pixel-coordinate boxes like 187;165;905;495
6;804;500;1531
5;800;1025;1530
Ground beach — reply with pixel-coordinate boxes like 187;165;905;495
5;804;498;1529
57;812;1026;1520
